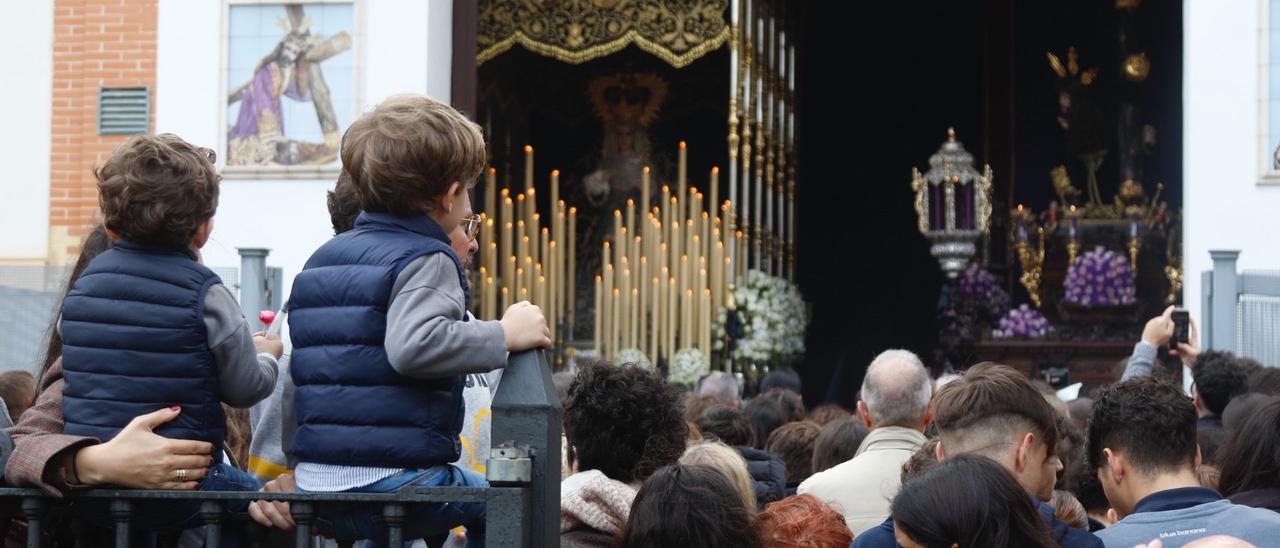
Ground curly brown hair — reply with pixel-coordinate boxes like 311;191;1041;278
1088;375;1197;474
327;170;361;235
95;134;220;248
564;363;687;484
341;94;486;217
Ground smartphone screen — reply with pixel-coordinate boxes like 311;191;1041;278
1171;310;1190;347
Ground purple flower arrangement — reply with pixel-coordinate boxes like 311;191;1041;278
992;304;1052;339
1064;246;1137;307
957;263;1010;318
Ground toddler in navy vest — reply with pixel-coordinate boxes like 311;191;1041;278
287;94;550;547
59;134;282;528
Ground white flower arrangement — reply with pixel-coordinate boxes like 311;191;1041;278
670;347;709;387
614;348;653;370
715;269;809;368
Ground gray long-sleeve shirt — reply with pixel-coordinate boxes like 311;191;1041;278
1122;341;1193;396
204;283;279;407
384;254;508;377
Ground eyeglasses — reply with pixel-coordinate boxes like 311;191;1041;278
463;214;483;240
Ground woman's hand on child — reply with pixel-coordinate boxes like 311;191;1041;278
70;406;214;490
249;473;297;530
501;301;552;351
253;331;284;359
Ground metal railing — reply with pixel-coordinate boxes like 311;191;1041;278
0;350;562;547
1202;250;1280;366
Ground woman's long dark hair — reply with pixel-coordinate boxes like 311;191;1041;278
891;454;1058;548
618;464;760;548
1218;396;1280;497
38;226;112;386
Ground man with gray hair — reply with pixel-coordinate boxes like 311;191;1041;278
698;371;740;409
797;349;932;535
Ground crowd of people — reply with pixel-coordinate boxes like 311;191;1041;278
0;92;1278;547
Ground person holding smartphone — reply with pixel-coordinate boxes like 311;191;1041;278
1122;305;1201;396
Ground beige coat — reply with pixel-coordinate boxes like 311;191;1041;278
796;425;927;536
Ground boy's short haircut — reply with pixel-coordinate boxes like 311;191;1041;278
96;134;221;248
341;94;487;216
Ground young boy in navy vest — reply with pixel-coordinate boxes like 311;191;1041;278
59;134;283;528
288;94;550;546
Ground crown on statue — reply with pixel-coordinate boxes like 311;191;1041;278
587;73;669;128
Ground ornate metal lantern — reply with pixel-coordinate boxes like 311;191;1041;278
911;128;994;278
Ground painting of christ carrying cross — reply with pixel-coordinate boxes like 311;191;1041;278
226;3;354;168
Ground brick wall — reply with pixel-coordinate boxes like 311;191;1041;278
48;0;157;263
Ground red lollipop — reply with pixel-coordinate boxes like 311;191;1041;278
259;310;277;327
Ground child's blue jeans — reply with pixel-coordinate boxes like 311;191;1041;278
307;464;487;548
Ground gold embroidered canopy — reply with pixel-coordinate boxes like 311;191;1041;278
477;0;731;68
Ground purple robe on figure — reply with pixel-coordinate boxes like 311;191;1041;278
230;61;312;141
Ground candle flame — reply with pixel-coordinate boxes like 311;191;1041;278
679;141;687;149
551;169;560;177
570;207;577;214
644;166;651;174
524;145;533;153
712;166;720;174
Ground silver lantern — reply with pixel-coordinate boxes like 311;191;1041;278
911;128;994;278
